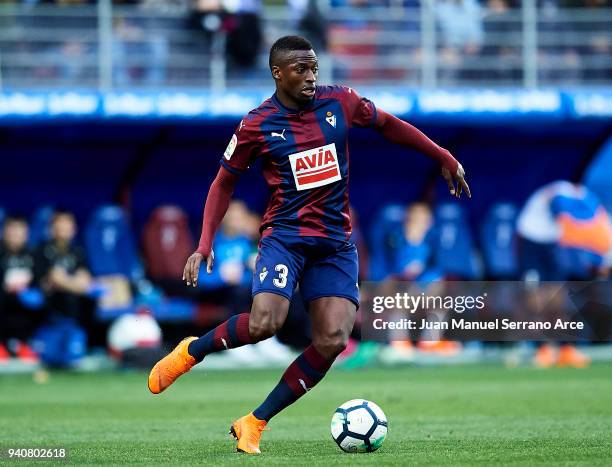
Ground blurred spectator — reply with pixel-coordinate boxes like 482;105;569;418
517;181;612;368
199;200;253;314
289;0;328;52
328;0;380;81
224;0;263;72
517;181;611;282
31;210;94;367
0;217;42;363
436;0;483;83
190;0;224;54
392;202;440;281
34;210;94;327
577;0;611;82
113;15;168;86
392;203;457;355
481;0;521;83
537;0;582;84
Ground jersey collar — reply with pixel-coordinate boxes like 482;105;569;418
271;90;316;115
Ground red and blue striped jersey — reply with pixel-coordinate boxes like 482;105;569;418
220;85;378;241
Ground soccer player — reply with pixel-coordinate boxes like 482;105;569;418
148;35;471;454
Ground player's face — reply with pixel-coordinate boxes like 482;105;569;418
273;50;318;107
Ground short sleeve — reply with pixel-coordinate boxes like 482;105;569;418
219;119;260;175
341;86;377;128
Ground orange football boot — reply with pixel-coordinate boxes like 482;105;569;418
557;344;591;368
230;412;268;454
148;337;197;394
534;343;556;368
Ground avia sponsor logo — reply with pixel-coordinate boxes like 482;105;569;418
289;143;341;191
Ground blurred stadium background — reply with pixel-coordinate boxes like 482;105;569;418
0;0;611;372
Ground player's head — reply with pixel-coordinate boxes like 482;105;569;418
269;35;317;107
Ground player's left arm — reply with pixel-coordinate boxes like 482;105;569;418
374;109;471;199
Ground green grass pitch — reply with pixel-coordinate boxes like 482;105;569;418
1;363;611;465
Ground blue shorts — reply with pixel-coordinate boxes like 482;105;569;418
252;234;360;308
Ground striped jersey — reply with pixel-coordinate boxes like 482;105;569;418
220;85;377;241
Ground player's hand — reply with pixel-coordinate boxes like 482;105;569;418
442;163;471;199
182;250;215;288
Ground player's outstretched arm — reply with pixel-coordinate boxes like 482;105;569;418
374;109;471;199
183;166;240;287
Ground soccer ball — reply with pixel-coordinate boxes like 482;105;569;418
331;399;388;453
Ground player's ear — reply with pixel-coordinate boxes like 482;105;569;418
271;65;282;81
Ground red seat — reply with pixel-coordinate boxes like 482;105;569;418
142;206;194;281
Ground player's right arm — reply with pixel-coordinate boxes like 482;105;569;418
183;118;258;287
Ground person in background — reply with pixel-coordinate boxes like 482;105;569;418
393;203;440;282
481;0;521;83
35;210;93;329
199;200;253;314
392;203;457;355
436;0;484;84
31;210;94;368
517;180;612;368
0;216;41;363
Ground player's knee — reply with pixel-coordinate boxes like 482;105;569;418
249;305;283;341
313;330;349;359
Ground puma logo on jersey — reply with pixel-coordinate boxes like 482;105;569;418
259;267;268;283
271;129;286;140
289;143;341;190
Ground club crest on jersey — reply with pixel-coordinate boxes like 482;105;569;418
326;111;336;128
224;134;237;160
259;267;268;283
288;143;341;191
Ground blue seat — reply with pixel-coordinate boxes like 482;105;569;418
0;207;5;234
432;203;481;280
28;205;55;248
84;205;143;281
368;203;405;280
480;202;519;279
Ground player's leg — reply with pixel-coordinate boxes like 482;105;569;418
149;235;301;394
250;239;359;419
187;292;290;360
254;296;355;419
148;293;290;394
231;298;355;454
230;239;359;454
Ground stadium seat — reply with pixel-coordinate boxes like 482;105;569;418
368;203;405;281
480;202;519;279
84;205;144;281
432;203;482;280
142;205;194;281
28;205;54;248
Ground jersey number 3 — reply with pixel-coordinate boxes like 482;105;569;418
273;264;288;288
